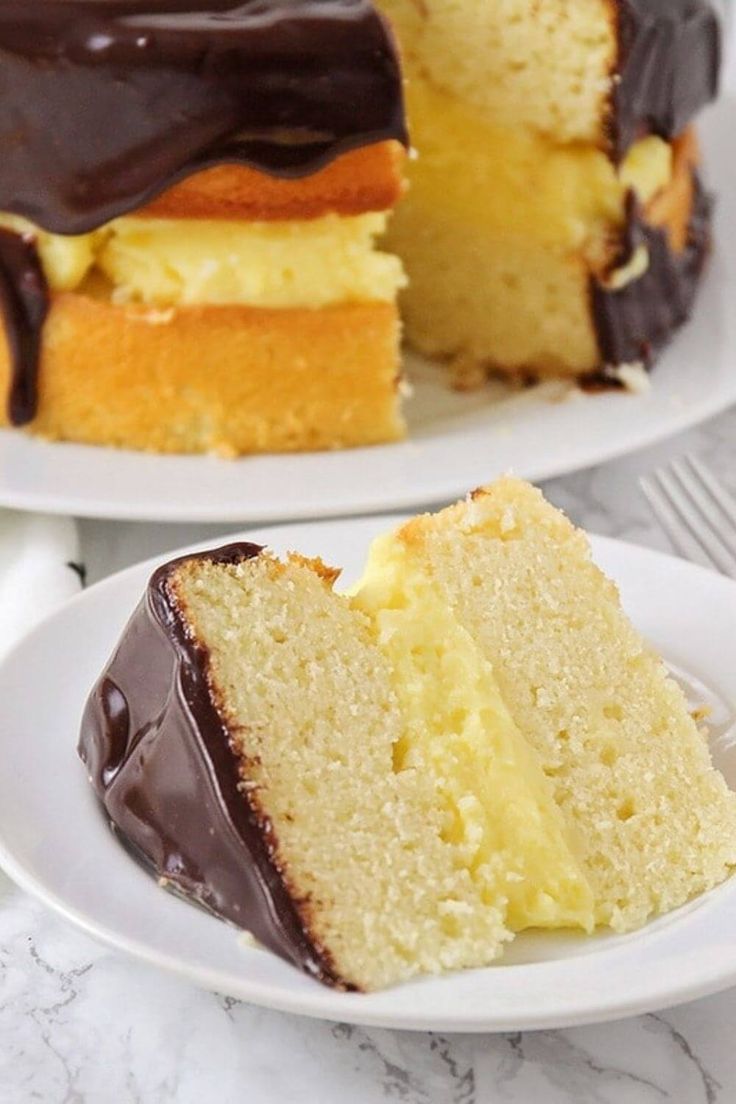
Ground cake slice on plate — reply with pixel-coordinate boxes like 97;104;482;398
79;478;736;989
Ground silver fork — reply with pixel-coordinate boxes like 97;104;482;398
640;454;736;578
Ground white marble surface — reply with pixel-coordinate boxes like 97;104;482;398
1;405;735;1103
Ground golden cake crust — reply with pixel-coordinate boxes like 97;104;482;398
646;130;699;254
0;293;404;455
139;142;406;222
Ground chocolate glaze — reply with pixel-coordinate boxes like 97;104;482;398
589;173;712;371
611;0;720;159
78;542;348;989
0;0;407;235
0;229;48;425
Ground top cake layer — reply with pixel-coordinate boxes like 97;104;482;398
377;0;719;155
0;0;407;234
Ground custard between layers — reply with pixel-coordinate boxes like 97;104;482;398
352;539;594;934
0;213;405;310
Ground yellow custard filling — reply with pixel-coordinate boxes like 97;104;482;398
352;533;595;934
399;74;672;259
0;212;406;308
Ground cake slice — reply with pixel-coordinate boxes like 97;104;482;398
80;541;594;990
79;479;736;989
0;0;408;454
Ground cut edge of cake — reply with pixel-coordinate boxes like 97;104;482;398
363;477;736;931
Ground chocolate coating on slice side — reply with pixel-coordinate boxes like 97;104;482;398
78;542;349;989
610;0;720;158
0;0;407;235
589;173;712;372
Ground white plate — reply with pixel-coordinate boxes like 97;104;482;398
0;514;735;1032
0;95;734;523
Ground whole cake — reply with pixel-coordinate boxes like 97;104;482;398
0;0;408;454
79;478;736;990
0;0;722;455
377;0;719;384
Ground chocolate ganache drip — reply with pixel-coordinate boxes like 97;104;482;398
590;175;712;372
0;0;406;426
0;229;48;425
0;0;407;235
78;542;348;988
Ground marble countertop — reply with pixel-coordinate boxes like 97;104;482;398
1;405;735;1103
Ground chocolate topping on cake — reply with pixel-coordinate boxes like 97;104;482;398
589;173;712;372
78;542;348;988
0;0;407;235
611;0;720;159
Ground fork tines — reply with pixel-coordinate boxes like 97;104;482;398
640;454;736;578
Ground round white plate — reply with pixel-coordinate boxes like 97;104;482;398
0;97;733;523
0;514;735;1032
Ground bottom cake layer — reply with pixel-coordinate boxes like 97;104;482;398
0;295;404;455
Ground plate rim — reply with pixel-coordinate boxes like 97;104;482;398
0;82;732;525
0;369;734;524
1;519;736;1031
0;90;733;524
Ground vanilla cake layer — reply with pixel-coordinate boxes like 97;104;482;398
164;549;593;987
80;478;736;990
377;0;718;152
358;479;736;932
0;296;404;455
384;68;703;376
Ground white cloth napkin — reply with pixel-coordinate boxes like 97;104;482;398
0;510;82;660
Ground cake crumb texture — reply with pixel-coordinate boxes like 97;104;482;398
171;551;514;990
0;296;405;454
149;478;736;988
385;477;736;930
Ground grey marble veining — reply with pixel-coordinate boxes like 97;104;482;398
2;883;736;1103
1;404;735;1103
